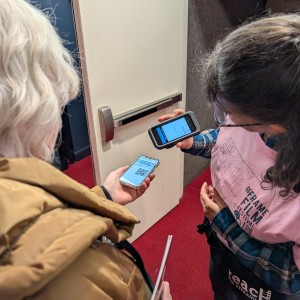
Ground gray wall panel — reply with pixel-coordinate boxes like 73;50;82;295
184;0;234;186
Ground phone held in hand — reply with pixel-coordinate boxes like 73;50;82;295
119;155;160;189
148;111;201;149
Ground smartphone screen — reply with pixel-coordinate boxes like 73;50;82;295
154;114;196;146
156;116;192;144
120;155;159;188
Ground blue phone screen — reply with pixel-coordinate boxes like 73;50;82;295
156;116;191;144
120;156;159;187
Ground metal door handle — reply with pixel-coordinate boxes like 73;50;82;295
98;92;182;142
98;106;114;142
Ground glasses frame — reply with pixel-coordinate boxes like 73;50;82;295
217;121;267;128
213;108;267;128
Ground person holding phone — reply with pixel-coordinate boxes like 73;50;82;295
0;1;174;299
159;14;300;299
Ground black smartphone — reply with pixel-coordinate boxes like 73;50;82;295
119;155;160;189
148;111;201;149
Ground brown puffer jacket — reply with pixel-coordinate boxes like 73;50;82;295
0;158;152;300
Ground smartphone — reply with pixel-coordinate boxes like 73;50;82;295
119;155;160;189
148;111;201;149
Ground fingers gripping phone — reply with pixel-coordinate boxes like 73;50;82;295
148;111;201;149
119;155;160;189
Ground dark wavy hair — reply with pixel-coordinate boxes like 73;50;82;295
203;14;300;197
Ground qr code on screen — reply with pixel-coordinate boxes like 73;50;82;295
135;168;148;177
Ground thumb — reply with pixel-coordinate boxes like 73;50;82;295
161;281;172;300
114;166;129;176
211;187;227;209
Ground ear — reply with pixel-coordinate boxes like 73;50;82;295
267;124;287;135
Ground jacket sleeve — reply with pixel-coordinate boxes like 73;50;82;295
212;207;300;295
182;128;219;158
90;185;113;200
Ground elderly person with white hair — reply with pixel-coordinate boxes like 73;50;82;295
0;1;173;299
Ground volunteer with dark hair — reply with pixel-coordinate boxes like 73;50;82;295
160;14;300;299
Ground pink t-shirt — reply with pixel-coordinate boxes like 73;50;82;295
211;126;300;268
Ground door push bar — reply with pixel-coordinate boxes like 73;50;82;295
98;92;182;142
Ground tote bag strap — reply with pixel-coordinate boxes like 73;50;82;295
116;240;154;292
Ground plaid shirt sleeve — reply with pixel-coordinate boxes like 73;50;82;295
212;207;300;295
182;128;219;158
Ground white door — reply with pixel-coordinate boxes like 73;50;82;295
72;0;188;240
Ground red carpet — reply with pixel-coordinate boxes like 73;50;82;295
65;157;213;299
63;156;95;188
133;168;213;300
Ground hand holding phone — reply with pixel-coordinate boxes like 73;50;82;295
119;155;160;189
103;163;156;205
149;110;201;150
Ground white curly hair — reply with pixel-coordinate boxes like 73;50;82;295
0;0;80;161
